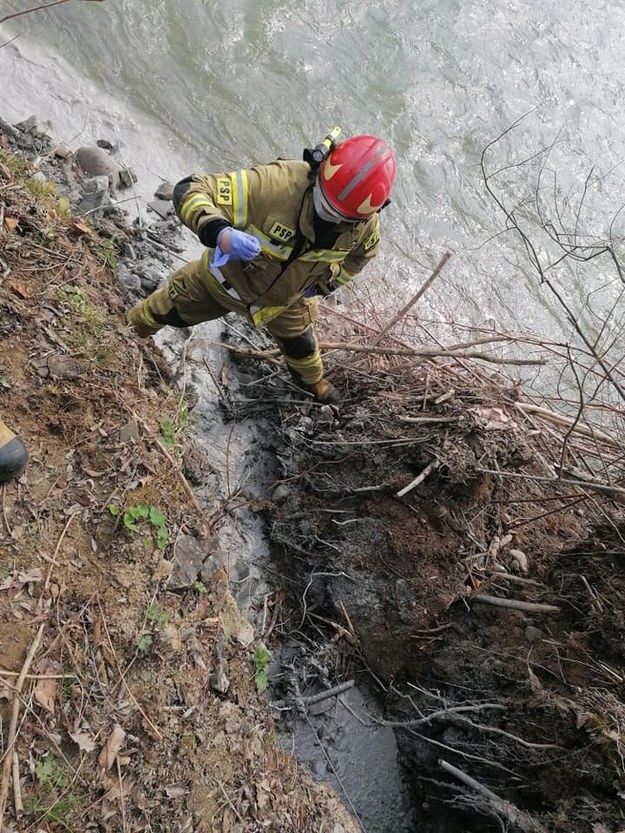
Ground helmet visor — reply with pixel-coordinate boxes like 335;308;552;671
313;184;359;224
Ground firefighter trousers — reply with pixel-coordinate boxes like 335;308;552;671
126;259;324;386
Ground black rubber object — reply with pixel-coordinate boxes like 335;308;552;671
0;436;28;483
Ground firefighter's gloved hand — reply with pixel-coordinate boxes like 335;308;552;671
213;228;261;268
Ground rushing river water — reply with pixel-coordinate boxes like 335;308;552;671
4;0;625;348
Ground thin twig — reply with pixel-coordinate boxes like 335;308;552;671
0;623;45;826
472;594;561;614
11;752;22;818
397;459;440;497
370;252;452;346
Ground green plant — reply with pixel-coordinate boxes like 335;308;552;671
137;603;168;655
94;237;119;271
109;503;169;549
29;755;75;823
35;756;68;791
159;416;176;448
146;603;168;629
194;580;207;594
254;641;272;694
138;633;153;654
159;400;190;449
58;283;102;329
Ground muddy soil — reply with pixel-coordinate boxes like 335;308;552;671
256;363;625;832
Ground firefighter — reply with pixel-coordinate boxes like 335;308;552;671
0;418;28;483
127;133;396;404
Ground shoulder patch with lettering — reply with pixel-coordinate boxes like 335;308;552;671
363;228;380;252
216;177;232;206
268;220;296;243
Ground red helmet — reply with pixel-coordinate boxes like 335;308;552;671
319;135;396;221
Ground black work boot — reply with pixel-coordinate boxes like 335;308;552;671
0;419;28;483
307;378;341;405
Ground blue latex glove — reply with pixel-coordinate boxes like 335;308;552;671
213;228;261;268
303;285;318;298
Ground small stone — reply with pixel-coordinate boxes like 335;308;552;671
154;180;174;201
123;243;136;261
118;168;137;189
46;354;82;380
210;639;230;694
52;143;73;160
119;419;139;443
77;176;111;217
525;626;543;643
509;549;529;573
168;535;207;589
309;697;336;716
147;198;175;219
30;172;47;186
117;268;141;293
272;483;291;501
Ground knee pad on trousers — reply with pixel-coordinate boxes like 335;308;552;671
279;327;316;359
152;308;191;328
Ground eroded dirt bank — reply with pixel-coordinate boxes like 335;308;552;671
0;127;359;832
244;346;625;832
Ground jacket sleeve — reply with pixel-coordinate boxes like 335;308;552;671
317;217;381;295
173;171;259;248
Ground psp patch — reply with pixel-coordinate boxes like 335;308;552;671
268;220;296;243
216;177;232;206
363;228;380;252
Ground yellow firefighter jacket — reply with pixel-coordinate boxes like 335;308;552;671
174;160;381;326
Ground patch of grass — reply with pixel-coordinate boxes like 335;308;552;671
138;603;169;655
159;416;176;448
254;641;272;694
26;176;57;198
159;399;190;448
27;754;76;823
58;283;102;324
146;602;169;630
94;237;119;272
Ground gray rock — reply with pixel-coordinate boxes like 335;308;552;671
154;180;175;201
168;535;207;589
96;139;116;152
52;143;73;160
147;199;175;220
200;541;226;583
272;483;291;501
77;175;111;217
209;639;230;694
140;274;160;292
123;243;137;261
30;172;47;186
309;696;336;716
118;168;137;189
75;145;124;191
525;626;544;644
15;115;49;136
117;267;142;293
